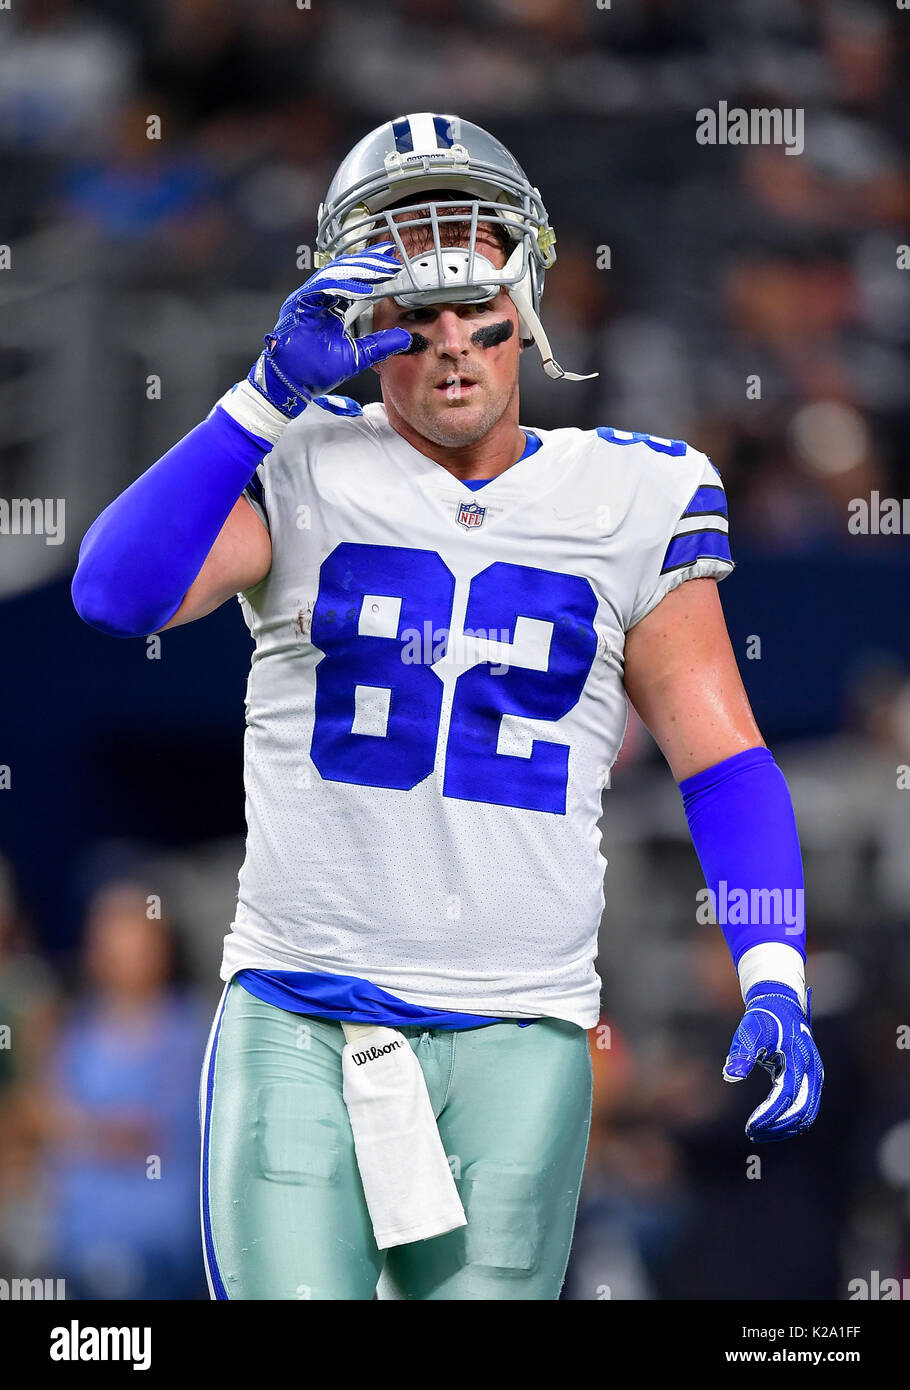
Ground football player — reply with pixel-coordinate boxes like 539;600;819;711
72;112;823;1300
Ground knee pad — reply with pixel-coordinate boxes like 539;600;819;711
256;1082;348;1187
462;1161;543;1274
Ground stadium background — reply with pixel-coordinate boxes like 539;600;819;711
0;0;909;1300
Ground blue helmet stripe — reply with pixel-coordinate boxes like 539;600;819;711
392;117;413;153
433;115;456;148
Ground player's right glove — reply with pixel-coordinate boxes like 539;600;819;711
247;243;412;419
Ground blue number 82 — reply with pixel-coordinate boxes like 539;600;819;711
310;544;598;814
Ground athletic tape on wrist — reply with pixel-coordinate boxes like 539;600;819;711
216;378;294;447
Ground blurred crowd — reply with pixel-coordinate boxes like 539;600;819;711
1;0;909;563
0;0;909;1300
0;864;209;1298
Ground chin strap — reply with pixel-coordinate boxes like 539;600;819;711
342;242;598;383
508;272;599;382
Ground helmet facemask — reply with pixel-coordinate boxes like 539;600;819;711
336;190;534;349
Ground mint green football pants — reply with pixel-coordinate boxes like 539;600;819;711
200;979;593;1300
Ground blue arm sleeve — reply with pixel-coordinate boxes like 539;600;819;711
678;745;806;966
71;405;272;638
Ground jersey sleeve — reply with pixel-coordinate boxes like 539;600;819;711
243;463;269;530
239;394;364;534
626;448;734;630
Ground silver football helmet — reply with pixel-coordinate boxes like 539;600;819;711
315;112;596;382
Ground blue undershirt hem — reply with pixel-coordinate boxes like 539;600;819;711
236;968;540;1030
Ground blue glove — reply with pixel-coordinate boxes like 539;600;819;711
248;243;412;418
723;982;824;1142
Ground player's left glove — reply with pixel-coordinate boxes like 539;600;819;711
722;982;823;1142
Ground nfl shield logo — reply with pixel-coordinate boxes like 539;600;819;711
457;500;485;529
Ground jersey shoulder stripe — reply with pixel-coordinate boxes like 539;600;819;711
662;528;732;574
311;394;363;416
662;456;732;574
682;483;727;520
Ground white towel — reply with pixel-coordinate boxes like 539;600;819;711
340;1021;467;1249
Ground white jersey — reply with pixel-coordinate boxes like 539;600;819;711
220;398;733;1028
